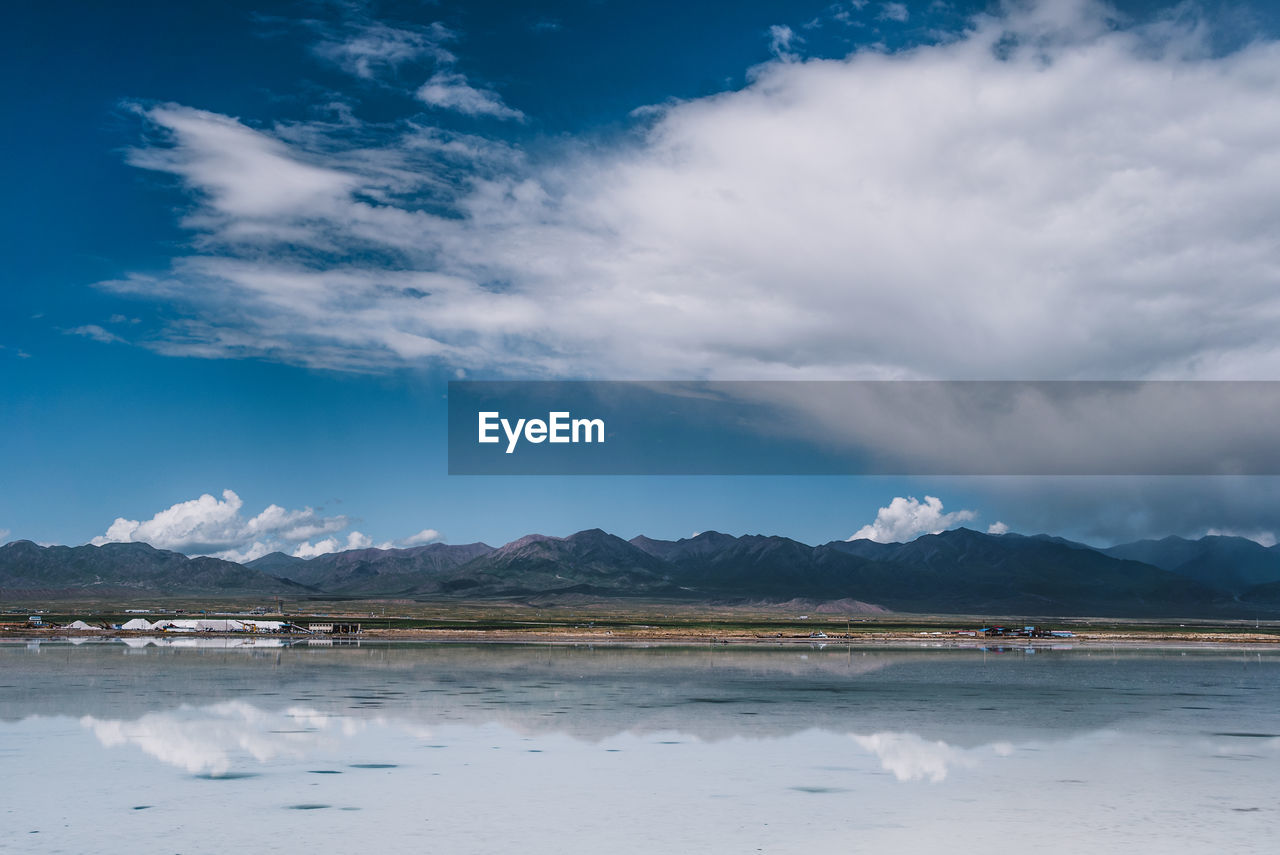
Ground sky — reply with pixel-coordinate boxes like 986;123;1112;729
5;0;1280;559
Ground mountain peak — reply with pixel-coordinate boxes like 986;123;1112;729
503;533;561;550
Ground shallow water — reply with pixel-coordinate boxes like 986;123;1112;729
2;640;1278;853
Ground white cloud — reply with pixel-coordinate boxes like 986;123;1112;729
879;3;909;23
81;701;335;776
400;528;442;546
214;541;275;564
109;0;1280;385
292;529;390;558
312;20;454;80
768;24;802;61
345;530;374;550
987;521;1010;535
850;496;977;543
308;13;520;122
126;104;358;222
90;489;349;557
293;537;340;558
851;731;974;782
416;71;525;120
88;490;444;560
0;528;10;543
66;324;125;344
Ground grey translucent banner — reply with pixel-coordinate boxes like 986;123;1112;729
447;381;1280;475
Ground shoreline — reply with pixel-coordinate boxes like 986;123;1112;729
5;627;1280;648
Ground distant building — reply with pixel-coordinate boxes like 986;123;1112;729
308;622;362;634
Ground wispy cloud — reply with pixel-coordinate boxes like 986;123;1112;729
878;3;909;23
65;324;125;345
1204;527;1276;547
109;0;1280;383
768;24;802;61
305;8;521;121
416;71;525;120
312;19;455;80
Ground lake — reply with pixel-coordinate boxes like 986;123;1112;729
2;639;1277;853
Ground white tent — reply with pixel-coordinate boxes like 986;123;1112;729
157;619;244;632
242;620;285;632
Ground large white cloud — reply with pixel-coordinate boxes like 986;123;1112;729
88;489;382;560
850;495;977;542
105;0;1280;382
90;490;445;559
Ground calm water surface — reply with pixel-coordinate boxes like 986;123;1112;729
2;640;1277;853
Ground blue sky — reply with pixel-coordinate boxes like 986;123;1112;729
5;0;1280;558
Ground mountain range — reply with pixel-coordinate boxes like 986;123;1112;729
3;528;1280;617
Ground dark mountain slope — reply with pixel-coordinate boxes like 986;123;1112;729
0;540;306;597
630;531;744;562
824;528;1223;616
424;529;671;597
659;535;878;600
1;528;1260;617
1104;535;1280;595
249;542;495;595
